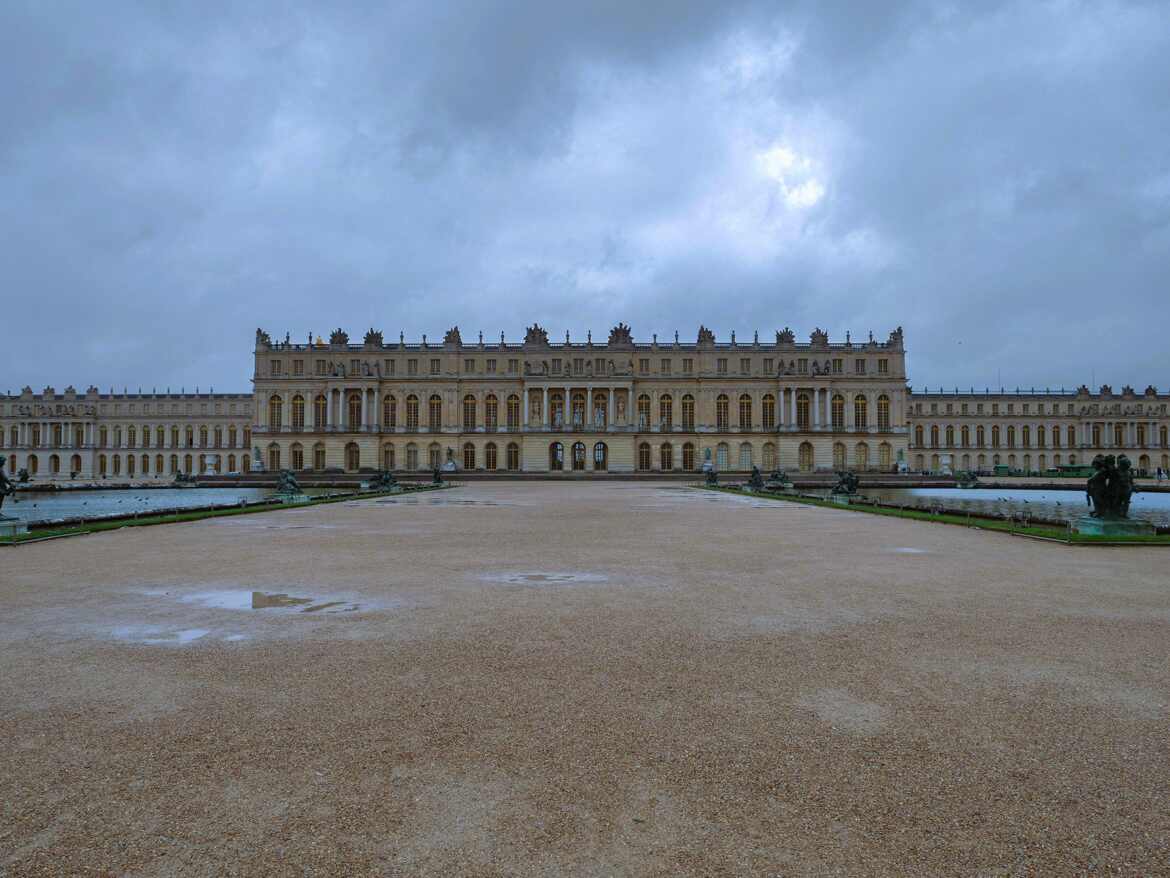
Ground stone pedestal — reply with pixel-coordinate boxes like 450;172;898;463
830;494;852;506
278;493;311;505
0;516;29;538
1072;516;1155;537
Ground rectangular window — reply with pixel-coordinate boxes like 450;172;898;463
763;358;773;374
946;403;953;414
385;359;395;375
854;358;866;374
407;359;418;376
430;358;440;375
992;403;999;415
1007;403;1015;414
915;403;922;414
797;359;808;374
552;358;562;372
832;358;843;374
878;359;889;374
961;403;968;415
682;358;693;374
508;359;519;374
464;358;475;373
930;403;938;414
661;358;671;374
1023;403;1030;414
639;358;650;374
717;358;728;375
740;358;751;375
977;403;984;414
293;359;304;376
574;358;584;373
486;359;496;373
316;359;327;375
270;360;282;375
595;358;606;374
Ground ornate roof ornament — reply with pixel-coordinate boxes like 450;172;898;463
1099;384;1113;397
608;322;633;346
810;328;829;347
329;328;349;345
524;324;549;346
255;328;272;348
697;325;715;346
888;325;904;347
1121;385;1136;398
364;328;383;347
776;327;795;345
1144;385;1158;396
444;326;462;346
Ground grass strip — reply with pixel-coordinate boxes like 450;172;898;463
0;484;451;545
702;486;1170;545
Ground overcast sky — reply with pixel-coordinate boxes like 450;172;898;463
3;1;1169;395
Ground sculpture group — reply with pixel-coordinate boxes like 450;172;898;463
1086;454;1136;519
0;456;14;515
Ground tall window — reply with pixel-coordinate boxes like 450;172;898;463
507;442;520;471
682;442;695;471
463;394;477;431
268;395;283;427
185;426;193;447
1007;426;1016;448
915;424;924;446
877;395;890;431
383;395;397;429
854;395;868;429
507;395;520;431
977;425;985;447
406;443;418;470
348;393;363;430
463;443;476;470
428;395;442;431
930;425;939;447
485;395;498;431
796;393;810;430
716;442;728;469
660;443;673;470
855;442;869;469
716;394;729;431
831;394;844;430
659;395;673;430
291;443;304;470
593;442;608;470
992;426;1001;447
638;442;651;470
550;393;564;427
799;441;814;471
637;395;651;429
383;444;395;470
199;426;208;447
762;394;775;429
267;444;280;470
315;394;328;428
485;442;497;471
1114;423;1124;447
292;395;305;430
214;427;222;448
345;442;360;471
571;392;586;427
406;395;419;430
550;442;564;471
763;443;776;470
314;443;326;471
1022;425;1031;447
128;426;136;447
682;395;695;431
738;394;752;430
738;442;752;469
945;425;954;446
833;442;846;468
961;425;970;447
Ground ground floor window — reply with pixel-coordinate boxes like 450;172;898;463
682;442;695;471
762;443;776;471
879;442;892;470
738;443;752;470
593;442;607;470
572;441;586;470
637;442;651;471
428;444;441;469
383;444;395;471
314;443;326;471
716;443;728;470
226;454;236;472
507;442;520;471
463;443;476;470
112;455;121;476
268;444;281;471
550;442;564;471
799;442;814;472
833;442;845;469
406;444;419;470
29;454;39;476
50;454;60;475
346;442;360;471
291;443;304;470
660;443;673;470
855;442;869;470
485;442;497;471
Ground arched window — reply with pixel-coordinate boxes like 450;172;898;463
313;442;326;471
345;442;360;471
1021;425;1031;447
550;393;564;427
428;443;442;469
637;442;651;471
682;395;695;431
833;442;846;469
125;455;134;476
961;425;970;447
406;395;420;430
1092;424;1101;447
716;442;729;469
315;394;328;428
762;394;776;430
961;453;970;471
592;391;607;429
383;395;397;429
428;395;442;431
214;427;223;448
549;442;564;471
977;425;985;447
291;443;304;470
406;443;419;470
167;454;177;474
738;442;752;470
762;442;777;470
796;393;810;430
506;395;521;431
831;394;844;430
292;395;305;430
1007;426;1016;448
50;454;60;475
855;442;869;470
716;395;729;431
682;442;695;471
383;443;395;471
29;454;40;476
141;426;150;448
659;395;673;430
914;424;924;446
506;442;520;471
154;453;163;474
225;454;234;473
1138;454;1150;473
879;442;892;470
571;441;586;470
157;426;166;447
930;425;939;448
485;395;498;431
660;443;673;470
1037;425;1046;447
463;442;476;470
268;395;283;428
485;442;497;471
127;426;136;447
932;453;941;472
267;443;280;470
593;442;607;470
799;441;814;472
945;425;954;446
199;426;208;448
637;395;651;430
854;395;868;429
348;393;363;430
1114;423;1125;447
463;394;477;431
185;426;194;447
877;395;890;431
571;393;586;427
738;394;752;430
99;426;108;448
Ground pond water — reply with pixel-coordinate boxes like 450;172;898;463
863;487;1170;528
2;487;328;526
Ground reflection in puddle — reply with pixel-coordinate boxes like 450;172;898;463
114;626;211;645
179;590;361;613
481;571;609;587
888;547;929;554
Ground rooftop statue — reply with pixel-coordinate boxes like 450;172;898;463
255;328;272;348
364;328;383;347
697;326;715;346
776;327;796;344
329;328;349;345
608;323;633;346
524;324;549;346
444;326;462;345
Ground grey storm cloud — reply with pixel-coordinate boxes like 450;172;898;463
2;0;1169;393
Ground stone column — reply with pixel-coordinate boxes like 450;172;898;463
813;388;820;429
609;388;615;429
790;390;797;429
543;388;549;429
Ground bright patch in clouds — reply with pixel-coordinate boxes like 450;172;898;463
756;144;825;208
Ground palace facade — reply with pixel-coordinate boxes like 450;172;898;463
4;324;1169;480
249;325;909;474
0;386;253;480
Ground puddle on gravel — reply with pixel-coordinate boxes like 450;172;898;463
887;547;929;554
481;571;609;587
113;626;211;645
178;590;362;613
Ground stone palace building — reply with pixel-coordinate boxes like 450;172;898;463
2;324;1168;479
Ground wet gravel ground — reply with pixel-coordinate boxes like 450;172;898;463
1;482;1168;876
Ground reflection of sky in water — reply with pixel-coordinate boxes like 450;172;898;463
4;487;327;524
865;488;1170;527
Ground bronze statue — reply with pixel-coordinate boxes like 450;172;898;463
832;471;860;495
275;469;301;495
0;456;14;514
371;470;397;490
1086;454;1137;518
432;466;442;485
747;466;764;490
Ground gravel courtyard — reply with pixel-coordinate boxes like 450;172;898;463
2;482;1168;875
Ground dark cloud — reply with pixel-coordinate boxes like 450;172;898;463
2;0;1168;393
